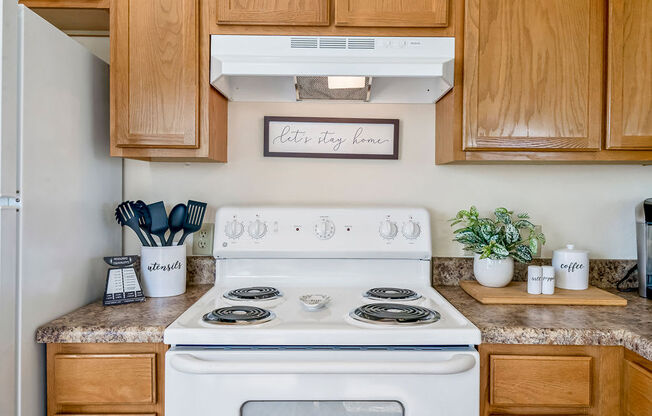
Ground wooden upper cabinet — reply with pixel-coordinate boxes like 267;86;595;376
463;0;605;151
19;0;108;7
217;0;330;26
110;0;199;149
606;0;652;150
334;0;449;27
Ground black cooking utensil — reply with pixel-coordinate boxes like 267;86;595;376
147;201;169;246
114;201;150;246
133;200;157;247
166;203;187;246
177;200;207;245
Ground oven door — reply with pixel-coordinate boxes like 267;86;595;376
165;347;479;416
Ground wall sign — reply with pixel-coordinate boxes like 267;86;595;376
264;116;399;159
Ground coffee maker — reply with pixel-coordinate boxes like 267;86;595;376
636;199;652;298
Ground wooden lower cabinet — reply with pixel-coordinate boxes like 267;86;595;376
47;343;651;416
480;344;626;415
623;349;652;416
47;343;168;416
490;355;592;407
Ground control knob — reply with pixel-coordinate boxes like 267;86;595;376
224;220;244;239
247;219;267;239
314;219;335;240
402;220;421;239
379;220;398;239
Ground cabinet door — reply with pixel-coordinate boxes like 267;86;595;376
490;355;592;407
217;0;329;25
606;0;652;150
623;360;652;416
463;0;604;151
334;0;448;27
111;0;199;149
53;353;156;405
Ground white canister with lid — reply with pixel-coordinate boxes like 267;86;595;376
552;244;589;290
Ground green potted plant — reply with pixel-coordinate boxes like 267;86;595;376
450;206;546;287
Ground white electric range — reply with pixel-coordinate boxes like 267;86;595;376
165;207;481;416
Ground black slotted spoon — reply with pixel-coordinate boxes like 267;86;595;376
177;200;207;245
115;201;150;246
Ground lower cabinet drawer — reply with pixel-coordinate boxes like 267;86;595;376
56;414;156;416
53;353;156;405
490;354;592;407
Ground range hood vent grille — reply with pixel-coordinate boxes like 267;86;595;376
319;38;346;49
347;38;375;49
289;37;376;50
290;37;318;49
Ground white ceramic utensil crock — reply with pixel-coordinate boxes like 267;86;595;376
473;253;514;287
552;244;589;290
140;245;187;297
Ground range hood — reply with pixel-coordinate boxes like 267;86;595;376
210;35;454;104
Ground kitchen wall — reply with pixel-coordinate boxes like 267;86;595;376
123;102;651;259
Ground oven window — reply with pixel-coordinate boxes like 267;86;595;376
241;401;404;415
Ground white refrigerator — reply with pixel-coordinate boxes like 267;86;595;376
0;4;121;416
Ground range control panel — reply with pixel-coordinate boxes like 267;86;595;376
213;207;431;259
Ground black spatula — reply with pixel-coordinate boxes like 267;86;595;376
177;200;207;245
147;201;169;246
115;201;150;246
133;200;157;247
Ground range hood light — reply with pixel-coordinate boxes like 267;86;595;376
327;76;367;90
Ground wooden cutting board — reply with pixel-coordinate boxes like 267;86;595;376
460;281;627;306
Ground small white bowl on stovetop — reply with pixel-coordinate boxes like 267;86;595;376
299;294;331;311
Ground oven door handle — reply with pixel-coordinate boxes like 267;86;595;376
169;353;476;375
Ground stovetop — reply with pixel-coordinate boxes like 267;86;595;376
164;284;480;346
164;206;481;347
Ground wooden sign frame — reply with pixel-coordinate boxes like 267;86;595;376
264;116;399;160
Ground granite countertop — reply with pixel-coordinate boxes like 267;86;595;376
436;286;652;361
36;285;212;343
36;280;651;361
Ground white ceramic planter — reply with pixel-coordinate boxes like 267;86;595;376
473;254;514;287
140;245;187;297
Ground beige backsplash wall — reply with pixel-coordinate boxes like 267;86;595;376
123;102;651;258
